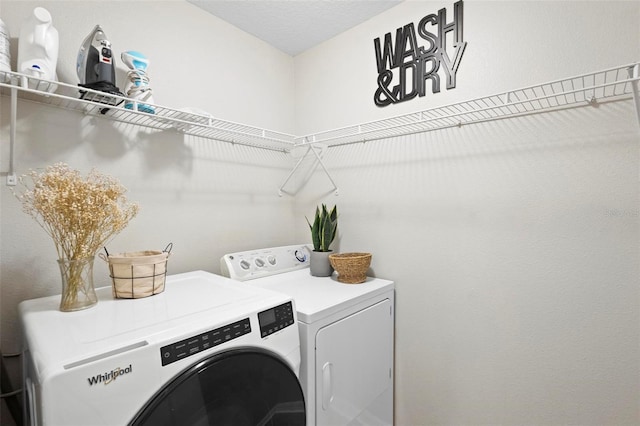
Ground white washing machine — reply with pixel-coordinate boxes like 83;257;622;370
221;245;395;426
19;270;306;425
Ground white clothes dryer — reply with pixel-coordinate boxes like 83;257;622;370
19;270;306;426
221;245;395;426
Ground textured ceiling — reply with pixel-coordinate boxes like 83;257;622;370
187;0;403;56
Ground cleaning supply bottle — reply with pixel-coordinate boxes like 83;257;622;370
121;51;155;114
0;18;11;79
17;7;59;91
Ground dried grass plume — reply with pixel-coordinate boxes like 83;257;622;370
14;163;139;260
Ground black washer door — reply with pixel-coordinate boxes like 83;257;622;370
130;349;305;426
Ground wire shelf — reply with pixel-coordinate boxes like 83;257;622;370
0;71;296;152
2;63;638;193
295;62;640;147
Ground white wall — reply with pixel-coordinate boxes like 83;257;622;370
293;1;639;425
1;1;639;425
0;3;296;422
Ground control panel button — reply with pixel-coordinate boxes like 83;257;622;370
255;258;265;267
240;260;251;270
267;255;277;265
258;302;295;338
160;318;251;366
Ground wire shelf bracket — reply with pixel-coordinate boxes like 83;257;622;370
629;63;640;128
278;140;338;197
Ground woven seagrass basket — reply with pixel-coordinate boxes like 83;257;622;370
100;244;172;299
328;252;372;284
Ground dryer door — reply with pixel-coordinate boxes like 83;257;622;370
129;349;305;426
315;299;393;426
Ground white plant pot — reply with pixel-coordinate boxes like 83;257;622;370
310;250;334;277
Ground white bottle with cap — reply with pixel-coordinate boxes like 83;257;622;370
17;7;59;91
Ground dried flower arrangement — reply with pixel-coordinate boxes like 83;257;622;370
14;163;139;310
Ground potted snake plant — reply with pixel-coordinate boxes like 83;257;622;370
306;204;338;276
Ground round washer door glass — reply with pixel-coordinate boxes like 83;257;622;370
130;349;305;426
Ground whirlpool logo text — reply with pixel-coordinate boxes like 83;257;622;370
87;365;132;386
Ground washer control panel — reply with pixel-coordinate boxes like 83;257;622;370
220;244;310;281
160;318;251;366
258;302;295;338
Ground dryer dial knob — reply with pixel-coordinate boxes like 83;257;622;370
240;260;251;270
295;250;307;262
255;258;265;267
267;255;277;265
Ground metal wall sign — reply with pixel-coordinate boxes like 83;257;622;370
373;0;467;107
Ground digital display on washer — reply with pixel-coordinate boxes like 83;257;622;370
160;318;251;366
258;302;294;338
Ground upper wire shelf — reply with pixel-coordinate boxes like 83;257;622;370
295;62;640;147
2;62;638;190
0;71;297;152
